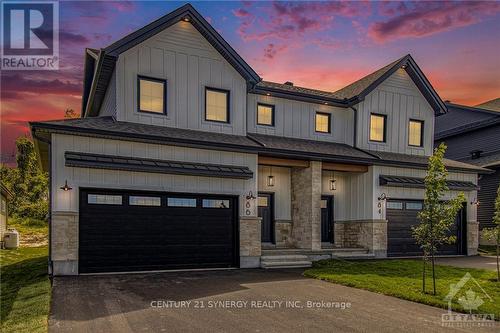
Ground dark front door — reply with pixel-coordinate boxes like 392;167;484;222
79;189;238;273
258;193;274;243
386;199;465;257
321;196;334;243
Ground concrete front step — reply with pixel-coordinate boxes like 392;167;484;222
261;260;313;269
261;255;309;262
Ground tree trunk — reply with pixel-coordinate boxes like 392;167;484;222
422;257;426;293
431;252;436;295
496;240;499;282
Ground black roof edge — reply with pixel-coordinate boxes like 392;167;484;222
435;116;500;140
30;120;489;174
250;86;346;107
104;3;259;84
445;102;500;116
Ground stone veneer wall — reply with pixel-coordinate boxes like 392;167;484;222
334;220;387;257
52;211;78;275
291;161;322;250
468;221;479;255
239;217;261;268
275;220;293;248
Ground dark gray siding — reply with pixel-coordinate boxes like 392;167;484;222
478;167;500;229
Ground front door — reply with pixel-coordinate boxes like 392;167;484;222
258;193;274;243
321;196;334;243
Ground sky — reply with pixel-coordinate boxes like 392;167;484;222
1;0;500;164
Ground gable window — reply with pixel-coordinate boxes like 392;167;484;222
205;87;229;123
257;103;274;126
370;113;387;142
138;76;166;114
408;119;424;147
315;112;331;133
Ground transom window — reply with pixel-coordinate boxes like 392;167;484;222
167;198;197;207
406;202;423;210
205;88;229;123
129;196;161;206
408;119;424;147
257;103;274;126
202;199;230;209
88;194;122;205
386;201;403;210
258;196;268;207
370;113;387;142
138;76;166;114
315;112;331;133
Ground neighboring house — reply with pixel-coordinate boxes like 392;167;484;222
31;4;488;275
435;98;500;243
1;183;12;242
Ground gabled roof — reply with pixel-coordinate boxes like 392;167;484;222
333;54;447;115
476;97;500;112
435;102;500;139
82;3;260;117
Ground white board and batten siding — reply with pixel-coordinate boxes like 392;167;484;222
355;68;435;156
114;21;247;136
99;70;117;117
258;166;291;221
247;94;354;145
51;134;258;217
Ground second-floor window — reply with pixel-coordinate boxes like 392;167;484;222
138;76;166;114
370;113;386;142
257;103;274;126
315;112;331;133
205;87;229;123
408;119;424;147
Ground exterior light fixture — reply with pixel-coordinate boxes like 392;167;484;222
324;102;328;105
378;193;387;201
267;167;275;187
401;64;407;69
182;16;190;22
329;171;336;191
471;198;480;206
60;180;72;191
266;93;271;96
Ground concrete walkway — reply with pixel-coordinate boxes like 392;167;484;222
49;269;497;333
435;255;498;271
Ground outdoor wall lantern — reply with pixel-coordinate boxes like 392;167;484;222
267;167;275;187
60;180;72;191
377;193;387;201
471;198;480;206
329;171;337;191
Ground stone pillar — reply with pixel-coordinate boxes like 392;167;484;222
274;220;293;248
291;161;322;250
240;217;261;268
467;221;479;256
52;211;78;275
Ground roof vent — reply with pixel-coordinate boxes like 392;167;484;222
284;81;294;86
471;150;483;159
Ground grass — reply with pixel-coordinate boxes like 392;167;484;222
0;246;50;333
305;259;500;319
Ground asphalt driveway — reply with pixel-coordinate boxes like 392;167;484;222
50;269;497;333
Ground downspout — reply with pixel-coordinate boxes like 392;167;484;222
347;101;358;148
33;130;53;279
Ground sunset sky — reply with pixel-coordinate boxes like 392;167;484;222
1;1;500;164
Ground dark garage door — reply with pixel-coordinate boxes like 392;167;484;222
387;199;466;257
79;189;238;273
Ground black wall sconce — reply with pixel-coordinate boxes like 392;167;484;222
329;171;337;191
60;180;72;191
267;167;275;187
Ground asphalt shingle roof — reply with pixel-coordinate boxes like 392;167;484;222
476;97;500;112
255;81;343;100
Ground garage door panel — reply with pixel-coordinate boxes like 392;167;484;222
79;189;238;273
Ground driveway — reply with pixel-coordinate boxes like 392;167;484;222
50;269;497;333
435;255;498;271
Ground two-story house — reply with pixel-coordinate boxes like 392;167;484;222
435;99;500;244
30;4;488;275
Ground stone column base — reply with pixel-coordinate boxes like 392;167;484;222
275;220;293;248
240;217;261;268
334;220;387;258
467;221;479;256
52;211;79;275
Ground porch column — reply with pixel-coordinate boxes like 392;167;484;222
291;160;322;250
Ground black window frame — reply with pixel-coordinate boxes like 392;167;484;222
137;75;167;115
369;113;387;143
205;87;230;123
408;119;424;147
256;103;275;127
315;112;331;134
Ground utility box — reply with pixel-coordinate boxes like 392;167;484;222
4;229;19;249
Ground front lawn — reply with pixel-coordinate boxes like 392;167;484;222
305;259;500;318
0;246;50;333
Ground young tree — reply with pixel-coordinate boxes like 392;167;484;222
482;184;500;281
412;143;465;295
0;137;48;220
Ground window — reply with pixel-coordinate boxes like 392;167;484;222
370;113;386;142
320;199;328;209
406;202;423;210
258;196;268;207
386;201;403;210
167;198;197;207
315;112;331;133
257;103;274;126
129;196;161;206
202;199;230;209
138;76;166;114
408;119;424;147
88;194;122;205
205;88;229;123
